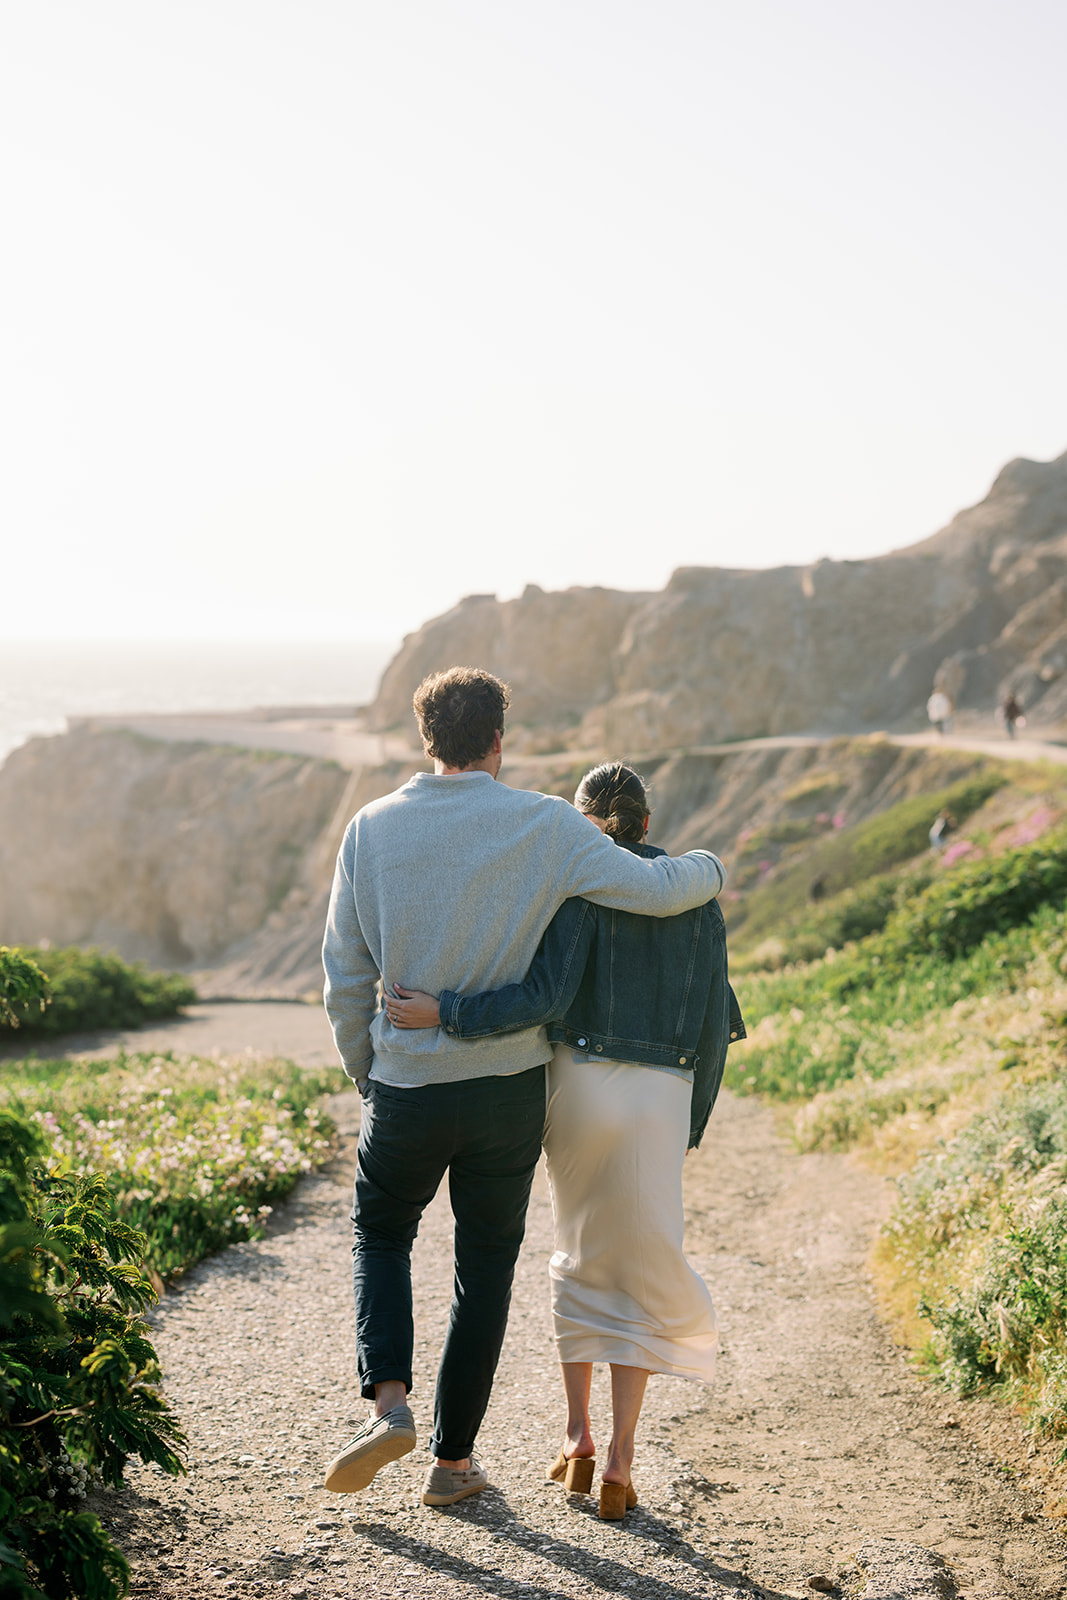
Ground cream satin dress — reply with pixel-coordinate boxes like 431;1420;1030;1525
542;1043;718;1381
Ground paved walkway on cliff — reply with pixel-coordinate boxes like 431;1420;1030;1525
70;711;416;769
74;708;1067;776
45;1002;1065;1598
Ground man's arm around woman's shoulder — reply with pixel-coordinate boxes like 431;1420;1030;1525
548;798;726;914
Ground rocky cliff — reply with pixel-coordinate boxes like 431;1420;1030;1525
0;725;423;996
370;451;1067;751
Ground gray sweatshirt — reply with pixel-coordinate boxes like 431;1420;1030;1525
322;770;727;1088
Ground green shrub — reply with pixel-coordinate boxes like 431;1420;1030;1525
0;949;196;1039
728;901;1064;1106
887;1079;1067;1260
848;774;1005;880
737;868;935;971
793;1070;960;1154
917;1206;1067;1425
802;873;905;949
0;951;49;1030
0;1111;185;1599
877;829;1067;966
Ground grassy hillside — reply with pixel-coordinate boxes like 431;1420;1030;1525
725;757;1067;1481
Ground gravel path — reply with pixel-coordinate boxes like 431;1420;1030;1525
109;1090;749;1600
81;1007;1067;1600
0;1001;340;1067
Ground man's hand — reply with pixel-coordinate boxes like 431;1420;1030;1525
386;984;441;1029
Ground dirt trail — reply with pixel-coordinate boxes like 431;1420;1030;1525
71;1005;1067;1599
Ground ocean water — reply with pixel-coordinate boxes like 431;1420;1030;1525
0;638;398;767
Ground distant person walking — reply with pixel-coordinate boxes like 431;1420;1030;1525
926;690;953;737
1000;692;1024;739
929;810;955;853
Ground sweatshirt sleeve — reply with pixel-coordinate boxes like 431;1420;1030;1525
554;805;726;915
439;899;594;1040
322;825;379;1084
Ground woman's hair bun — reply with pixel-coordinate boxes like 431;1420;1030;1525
574;762;649;844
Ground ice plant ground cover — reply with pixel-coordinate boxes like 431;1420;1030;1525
0;1052;348;1279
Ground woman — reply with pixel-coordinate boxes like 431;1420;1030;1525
388;762;743;1519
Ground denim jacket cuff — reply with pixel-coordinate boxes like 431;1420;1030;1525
439;990;462;1036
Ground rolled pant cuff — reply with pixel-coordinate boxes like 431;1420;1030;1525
359;1367;412;1403
430;1435;475;1460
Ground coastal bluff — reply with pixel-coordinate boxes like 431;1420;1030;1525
0;726;996;998
0;727;423;995
2;447;1067;998
371;450;1067;750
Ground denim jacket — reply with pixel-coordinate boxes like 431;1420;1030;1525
438;842;745;1149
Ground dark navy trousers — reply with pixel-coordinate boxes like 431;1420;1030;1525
351;1063;546;1460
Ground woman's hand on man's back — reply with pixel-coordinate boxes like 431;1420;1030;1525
386;984;441;1028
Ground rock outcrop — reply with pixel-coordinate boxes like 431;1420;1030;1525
0;724;428;998
0;727;351;974
369;451;1067;751
370;583;651;739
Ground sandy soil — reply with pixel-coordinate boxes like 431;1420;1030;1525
67;1004;1067;1599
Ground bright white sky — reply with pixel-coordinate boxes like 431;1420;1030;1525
4;0;1066;642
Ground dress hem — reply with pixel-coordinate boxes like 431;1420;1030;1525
555;1338;717;1385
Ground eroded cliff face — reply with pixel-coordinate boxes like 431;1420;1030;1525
369;451;1067;751
369;584;651;736
0;728;351;971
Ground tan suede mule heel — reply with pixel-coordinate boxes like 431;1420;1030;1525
598;1479;638;1520
546;1449;595;1494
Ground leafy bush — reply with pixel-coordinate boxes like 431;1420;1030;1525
0;948;196;1040
0;951;48;1030
0;1111;185;1599
793;1069;961;1154
917;1207;1067;1426
735;868;935;972
1;1054;346;1280
886;1079;1067;1263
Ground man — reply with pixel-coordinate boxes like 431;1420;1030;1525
321;667;726;1506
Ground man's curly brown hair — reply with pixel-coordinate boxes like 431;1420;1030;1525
413;667;510;769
